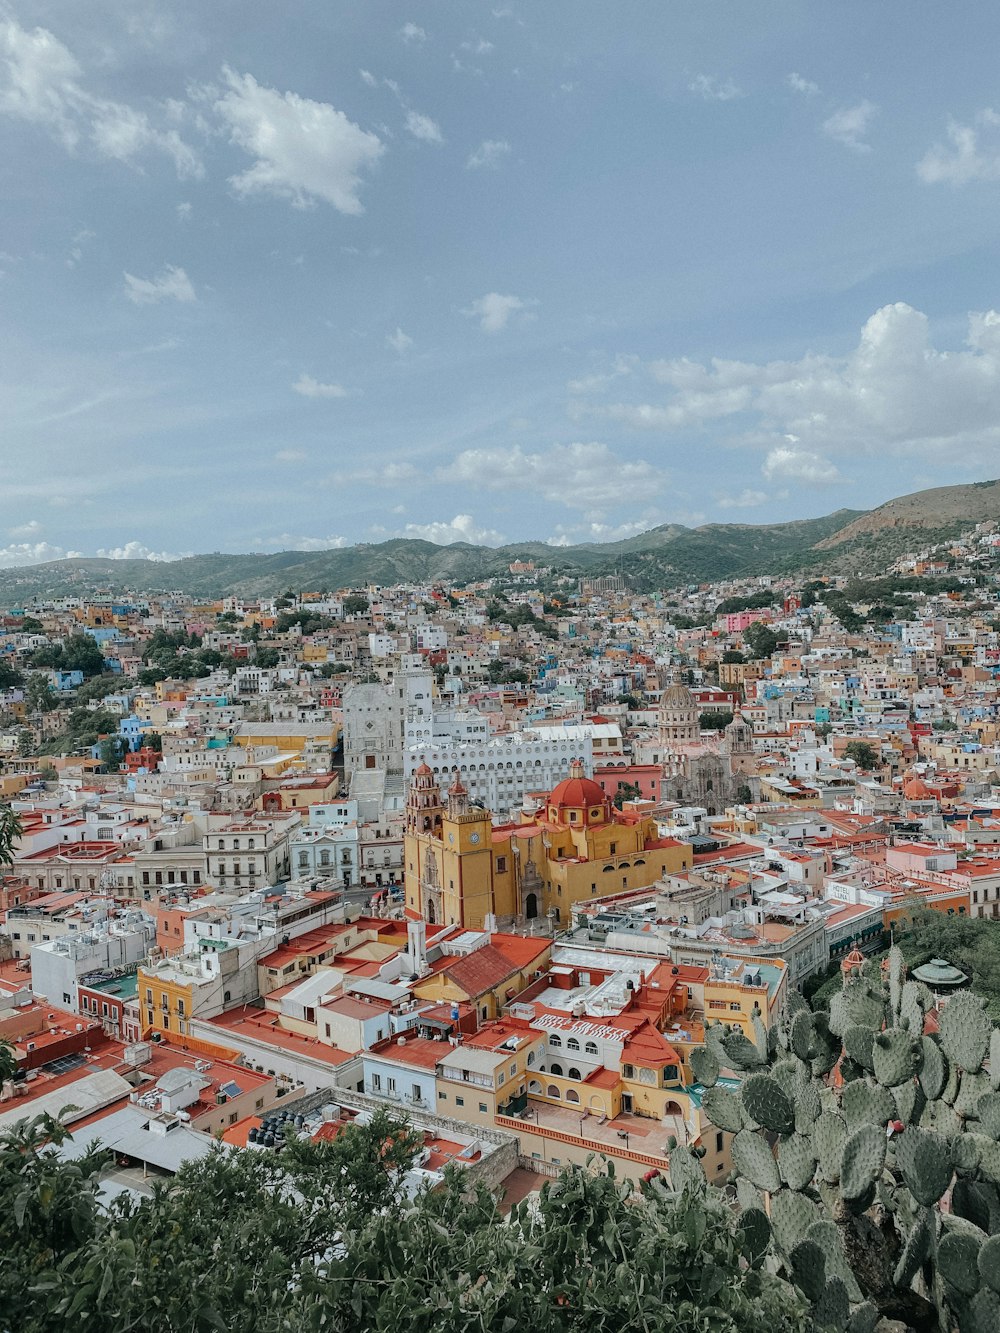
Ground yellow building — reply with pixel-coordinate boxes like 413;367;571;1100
404;762;692;930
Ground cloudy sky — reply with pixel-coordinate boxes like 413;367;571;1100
3;2;1000;565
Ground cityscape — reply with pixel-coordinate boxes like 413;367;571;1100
4;3;1000;1331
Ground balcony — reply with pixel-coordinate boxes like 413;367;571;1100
438;1067;492;1090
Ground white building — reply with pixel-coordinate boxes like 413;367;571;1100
30;914;155;1012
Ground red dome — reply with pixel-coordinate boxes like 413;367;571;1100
903;777;932;800
547;775;608;812
415;761;433;777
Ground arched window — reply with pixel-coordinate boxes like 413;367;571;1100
546;1085;561;1099
566;1038;580;1052
528;1079;542;1094
549;1062;563;1076
565;1088;580;1104
584;1041;598;1055
633;858;645;866
527;1050;536;1066
549;1034;562;1048
568;1067;581;1081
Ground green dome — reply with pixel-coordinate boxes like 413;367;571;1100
911;957;967;989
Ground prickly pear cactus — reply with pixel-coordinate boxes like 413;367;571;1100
690;946;1000;1333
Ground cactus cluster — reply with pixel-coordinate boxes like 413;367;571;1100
673;948;1000;1333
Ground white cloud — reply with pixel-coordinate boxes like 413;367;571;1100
467;138;510;169
567;355;635;395
404;109;443;143
251;533;348;550
95;542;188;561
386;326;413;353
462;291;534;332
176;201;192;221
404;514;505;545
717;489;769;509
359;69;377;87
292;373;347;398
0;16;201;175
212;67;384;213
689;74;742;102
8;518;42;537
822;100;878;152
763;442;839;485
338;461;419;487
787;72;820;96
399;23;427;44
274;448;307;462
123;265;196;305
599;303;1000;472
918;109;1000;185
461;38;494;55
446;441;663;512
0;541;79;567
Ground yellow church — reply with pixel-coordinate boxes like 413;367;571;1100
404;760;692;930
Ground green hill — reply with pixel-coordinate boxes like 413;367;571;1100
2;477;998;603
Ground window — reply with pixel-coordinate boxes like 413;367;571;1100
496;856;507;873
479;1102;488;1113
622;1063;635;1080
549;1062;563;1076
455;1096;465;1107
498;1073;505;1086
566;1038;580;1052
438;1090;446;1100
371;1073;381;1091
584;1041;598;1055
568;1067;581;1080
715;1132;724;1153
62;992;72;1005
549;1034;562;1048
509;1062;517;1077
387;1077;396;1093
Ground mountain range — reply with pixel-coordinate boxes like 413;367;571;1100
2;479;997;604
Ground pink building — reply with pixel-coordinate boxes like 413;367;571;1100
722;609;773;635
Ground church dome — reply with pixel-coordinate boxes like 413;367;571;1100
546;761;610;826
903;777;932;800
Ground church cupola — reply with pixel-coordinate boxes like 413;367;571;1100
406;759;443;834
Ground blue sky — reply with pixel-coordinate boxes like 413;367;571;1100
3;1;1000;565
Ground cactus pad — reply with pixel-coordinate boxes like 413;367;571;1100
888;945;905;1019
689;1045;719;1088
719;1028;766;1071
872;1027;923;1087
789;1238;826;1302
965;1289;1000;1333
841;1078;895;1130
701;1085;743;1135
891;1078;925;1128
741;1072;795;1135
939;1229;983;1296
735;1176;764;1213
805;1220;863;1302
991;1029;1000;1092
769;1188;820;1254
938;990;991;1071
893;1205;935;1288
731;1128;780;1193
843;977;887;1030
895;1127;953;1205
795;1079;822;1132
790;1009;817;1062
737;1205;770;1267
956;1070;992;1122
778;1132;817;1192
978;1234;1000;1292
919;1035;947;1101
812;1276;849;1331
842;1024;876;1073
977;1091;1000;1141
840;1123;887;1201
846;1303;879;1333
815;1112;848;1183
919;1097;962;1139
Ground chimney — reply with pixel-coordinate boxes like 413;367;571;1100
407;919;427;972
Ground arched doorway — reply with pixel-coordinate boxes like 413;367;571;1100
427;898;436;924
525;892;538;919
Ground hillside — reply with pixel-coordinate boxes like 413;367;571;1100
814;478;1000;549
0;478;997;603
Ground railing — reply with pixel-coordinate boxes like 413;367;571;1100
439;1068;492;1089
495;1114;669;1169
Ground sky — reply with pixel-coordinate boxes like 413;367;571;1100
4;2;1000;566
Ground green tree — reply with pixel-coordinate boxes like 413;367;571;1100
743;622;779;660
0;1108;804;1333
254;647;280;668
613;781;643;809
0;801;22;871
699;710;734;732
721;649;745;664
844;740;879;771
0;657;23;690
17;728;34;757
19;616;43;632
342;594;369;616
59;634;107;678
98;736;125;772
25;674;58;713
